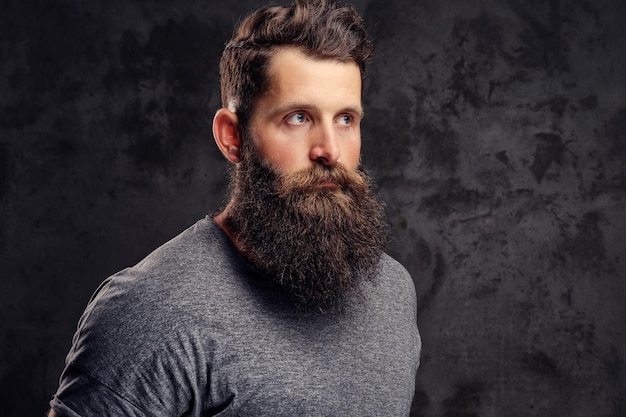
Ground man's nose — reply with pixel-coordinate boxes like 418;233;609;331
309;123;340;166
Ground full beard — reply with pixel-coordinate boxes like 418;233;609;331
223;141;389;313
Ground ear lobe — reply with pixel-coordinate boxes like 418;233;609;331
213;108;242;163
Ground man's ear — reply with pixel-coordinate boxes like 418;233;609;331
213;108;242;163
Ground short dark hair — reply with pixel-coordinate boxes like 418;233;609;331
219;0;373;129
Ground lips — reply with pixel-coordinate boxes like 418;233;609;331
316;180;339;189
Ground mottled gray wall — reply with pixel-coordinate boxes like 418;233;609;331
362;0;626;416
1;0;624;416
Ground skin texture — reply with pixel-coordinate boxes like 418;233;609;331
213;47;364;241
249;47;363;172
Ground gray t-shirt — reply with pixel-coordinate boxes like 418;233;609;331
51;218;421;416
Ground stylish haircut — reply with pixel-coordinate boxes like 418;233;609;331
219;0;373;129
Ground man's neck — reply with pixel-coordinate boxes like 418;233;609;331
213;205;245;255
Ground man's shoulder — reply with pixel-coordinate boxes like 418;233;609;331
371;252;417;305
108;217;244;289
83;217;244;327
378;252;412;280
68;218;242;370
136;216;232;270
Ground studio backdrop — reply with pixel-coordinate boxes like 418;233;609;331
1;0;624;416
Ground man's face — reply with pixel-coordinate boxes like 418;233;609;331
248;47;363;175
222;47;388;312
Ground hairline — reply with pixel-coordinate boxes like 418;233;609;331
242;45;365;126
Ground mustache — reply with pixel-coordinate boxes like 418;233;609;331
275;163;368;196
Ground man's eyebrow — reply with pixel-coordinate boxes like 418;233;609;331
269;102;365;118
344;105;365;118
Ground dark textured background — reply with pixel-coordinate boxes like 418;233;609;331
1;0;625;416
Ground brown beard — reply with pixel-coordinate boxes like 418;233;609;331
223;141;389;313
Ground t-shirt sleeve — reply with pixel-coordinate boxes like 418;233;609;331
50;364;153;417
50;268;206;417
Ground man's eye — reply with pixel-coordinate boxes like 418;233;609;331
337;114;353;126
286;113;307;125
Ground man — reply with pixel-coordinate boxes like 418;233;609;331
49;0;421;415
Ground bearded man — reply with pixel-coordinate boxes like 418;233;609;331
48;1;421;416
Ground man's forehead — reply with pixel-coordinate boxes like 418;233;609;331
263;47;363;104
